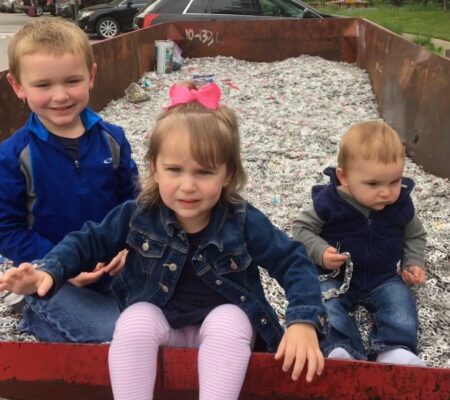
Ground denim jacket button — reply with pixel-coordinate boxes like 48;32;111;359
260;318;268;325
168;263;177;272
215;279;222;286
161;285;169;293
142;241;149;251
240;296;247;302
197;254;203;261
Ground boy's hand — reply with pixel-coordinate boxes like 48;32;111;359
103;249;128;276
322;246;348;270
401;265;426;285
274;323;324;382
68;249;128;287
0;263;53;297
69;264;106;287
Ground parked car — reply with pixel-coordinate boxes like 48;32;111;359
55;0;104;18
0;0;18;12
11;0;51;14
133;0;329;29
77;0;150;39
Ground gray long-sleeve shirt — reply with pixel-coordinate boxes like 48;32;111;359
292;189;426;269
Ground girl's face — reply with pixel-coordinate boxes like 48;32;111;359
153;129;229;233
7;51;96;138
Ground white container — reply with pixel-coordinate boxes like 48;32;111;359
154;40;174;74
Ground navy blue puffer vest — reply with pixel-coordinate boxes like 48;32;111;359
312;167;415;292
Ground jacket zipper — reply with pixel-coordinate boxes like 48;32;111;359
365;217;372;288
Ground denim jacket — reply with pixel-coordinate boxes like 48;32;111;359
38;198;327;351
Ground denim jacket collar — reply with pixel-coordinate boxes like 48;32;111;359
132;197;244;252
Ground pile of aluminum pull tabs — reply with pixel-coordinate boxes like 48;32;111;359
1;55;448;368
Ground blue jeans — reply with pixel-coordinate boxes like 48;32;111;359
18;282;120;342
320;276;419;360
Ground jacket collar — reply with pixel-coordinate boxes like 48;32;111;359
154;197;235;251
27;107;101;141
131;198;239;251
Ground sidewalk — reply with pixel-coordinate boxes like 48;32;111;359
432;37;450;57
0;35;12;71
403;33;450;58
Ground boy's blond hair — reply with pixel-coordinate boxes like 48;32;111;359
338;121;405;169
8;17;94;82
138;83;247;208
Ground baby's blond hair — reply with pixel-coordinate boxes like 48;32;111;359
8;17;94;82
338;121;405;169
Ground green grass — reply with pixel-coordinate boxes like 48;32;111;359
319;5;450;42
411;35;443;53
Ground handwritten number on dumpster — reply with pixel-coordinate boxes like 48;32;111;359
185;29;218;46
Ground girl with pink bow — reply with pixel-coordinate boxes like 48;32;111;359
0;82;327;400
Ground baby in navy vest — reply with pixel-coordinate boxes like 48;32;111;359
293;120;427;366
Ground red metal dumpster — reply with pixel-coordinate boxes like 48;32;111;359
0;342;448;400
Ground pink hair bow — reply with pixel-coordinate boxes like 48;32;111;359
164;83;221;110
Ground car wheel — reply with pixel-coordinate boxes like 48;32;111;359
35;4;44;15
96;17;120;39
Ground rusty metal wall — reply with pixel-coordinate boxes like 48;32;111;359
354;20;450;179
1;18;449;178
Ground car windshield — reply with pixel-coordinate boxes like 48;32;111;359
108;0;127;6
139;0;163;12
258;0;307;17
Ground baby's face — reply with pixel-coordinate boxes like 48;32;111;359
337;158;404;210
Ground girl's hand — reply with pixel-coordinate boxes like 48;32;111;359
0;263;53;297
274;323;324;382
322;246;348;270
401;265;426;285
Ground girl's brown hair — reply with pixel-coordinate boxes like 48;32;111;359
138;84;247;208
338;120;405;170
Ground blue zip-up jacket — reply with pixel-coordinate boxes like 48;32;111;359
312;167;415;291
0;108;139;265
35;198;327;352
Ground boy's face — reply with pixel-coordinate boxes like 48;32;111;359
336;158;404;211
7;51;96;137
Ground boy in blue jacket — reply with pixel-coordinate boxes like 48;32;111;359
0;18;139;342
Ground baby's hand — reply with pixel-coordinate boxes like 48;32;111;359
0;263;53;297
401;265;426;285
322;246;348;270
274;323;324;382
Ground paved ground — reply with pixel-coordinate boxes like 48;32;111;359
403;33;450;58
0;13;97;71
0;12;31;71
430;37;450;57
